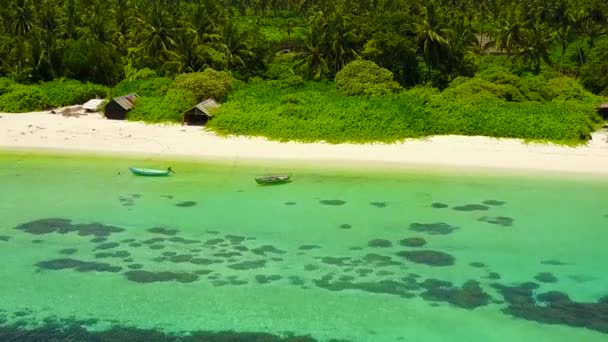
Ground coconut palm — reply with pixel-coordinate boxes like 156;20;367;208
415;1;452;77
516;24;553;74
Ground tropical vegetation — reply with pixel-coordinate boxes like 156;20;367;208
0;0;607;143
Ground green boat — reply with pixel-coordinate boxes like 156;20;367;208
255;173;291;184
129;167;174;176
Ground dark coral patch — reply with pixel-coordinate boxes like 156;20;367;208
194;269;213;275
479;216;514;227
453;204;489;212
124;270;198;283
534;272;558;283
127;264;143;270
37;258;121;273
319;200;346;206
251;245;286;256
169;254;193;263
32;239;43;244
409;222;457;235
175;201;197;207
288;276;306;286
147;227;179;236
214;251;242;258
149;245;165;250
284;202;297;206
95;251;130;259
225;235;246;244
541;259;566;266
420;279;491;309
399;237;427;247
431;202;449;209
0;235;10;241
299;245;321;250
362;253;401;267
397;250;455;266
162;251;177;257
304;264;319;271
15;218;72;234
129;242;142;247
59;248;77;255
339;224;352;229
90;237;107;243
367;239;393;248
320;256;351;266
191;258;221;265
255;275;282;284
370;202;387;208
486;272;501;280
228;260;267;270
94;242;119;250
492;282;608;334
314;274;417;298
483;200;505;206
204;238;225;245
167;236;200;244
469;262;486;268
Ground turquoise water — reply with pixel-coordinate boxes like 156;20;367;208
0;151;607;341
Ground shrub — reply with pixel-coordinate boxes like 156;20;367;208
208;78;599;145
128;89;197;123
0;78;15;95
108;77;172;98
0;79;107;112
173;69;233;102
335;60;402;96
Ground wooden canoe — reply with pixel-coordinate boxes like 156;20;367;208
255;174;291;184
129;167;174;176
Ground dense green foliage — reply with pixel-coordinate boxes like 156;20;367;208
173;69;233;102
335;60;402;96
1;0;607;143
209;70;602;144
128;88;197;123
0;78;106;112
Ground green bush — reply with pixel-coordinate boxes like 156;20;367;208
335;60;402;96
207;78;600;145
173;69;233;102
0;79;107;112
127;89;197;123
62;39;123;85
0;78;15;95
108;77;172;98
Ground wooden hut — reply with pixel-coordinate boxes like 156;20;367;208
104;93;138;120
183;99;220;126
598;103;608;120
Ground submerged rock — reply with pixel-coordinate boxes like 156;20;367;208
397;250;455;267
409;222;457;235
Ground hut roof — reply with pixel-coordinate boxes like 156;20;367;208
598;103;608;109
113;93;139;110
193;99;220;117
82;99;105;111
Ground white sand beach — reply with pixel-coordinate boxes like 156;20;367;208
1;109;608;175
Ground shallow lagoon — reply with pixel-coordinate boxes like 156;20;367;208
1;151;607;341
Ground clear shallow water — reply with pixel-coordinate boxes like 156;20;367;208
0;151;607;341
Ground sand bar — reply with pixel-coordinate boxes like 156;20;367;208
1;110;608;175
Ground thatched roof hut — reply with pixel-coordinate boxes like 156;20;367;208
104;93;138;120
183;99;220;126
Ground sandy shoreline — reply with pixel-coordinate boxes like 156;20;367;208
1;110;608;175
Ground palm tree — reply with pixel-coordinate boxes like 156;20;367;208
415;1;451;78
492;8;524;56
220;21;253;69
516;24;553;74
134;4;177;67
